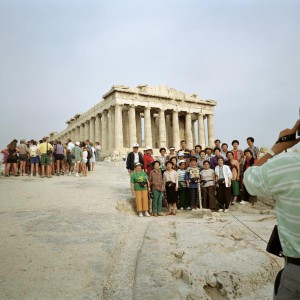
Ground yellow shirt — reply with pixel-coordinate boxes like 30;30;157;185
38;142;53;154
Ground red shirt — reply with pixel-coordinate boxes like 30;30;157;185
144;153;154;176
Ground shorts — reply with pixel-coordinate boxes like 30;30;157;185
19;154;28;161
40;154;52;166
7;158;18;164
82;159;87;164
30;156;40;164
55;154;64;161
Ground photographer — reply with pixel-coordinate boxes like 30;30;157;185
244;119;300;299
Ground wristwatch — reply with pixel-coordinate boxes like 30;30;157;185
266;149;275;157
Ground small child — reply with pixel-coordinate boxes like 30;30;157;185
81;147;88;176
185;157;200;210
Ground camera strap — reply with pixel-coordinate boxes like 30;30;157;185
276;133;296;144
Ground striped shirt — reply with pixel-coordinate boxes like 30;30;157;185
177;169;187;188
244;152;300;258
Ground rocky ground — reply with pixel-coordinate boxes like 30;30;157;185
0;162;283;300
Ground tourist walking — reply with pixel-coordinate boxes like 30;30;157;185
215;157;232;212
163;161;178;215
131;162;151;217
149;161;164;216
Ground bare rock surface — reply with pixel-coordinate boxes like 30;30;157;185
0;162;282;299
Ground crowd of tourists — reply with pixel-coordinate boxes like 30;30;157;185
126;138;261;217
1;137;102;178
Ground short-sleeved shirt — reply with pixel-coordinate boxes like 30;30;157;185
244;153;300;258
177;169;187;188
131;171;148;191
38;142;53;155
72;146;82;162
19;144;28;155
200;169;215;187
30;145;38;157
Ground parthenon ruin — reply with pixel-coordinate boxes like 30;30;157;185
49;85;217;157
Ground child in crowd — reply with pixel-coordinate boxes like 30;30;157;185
131;162;151;217
163;161;178;215
177;160;190;210
81;147;88;176
185;157;200;211
150;161;164;216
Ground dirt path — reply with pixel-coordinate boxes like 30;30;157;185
0;162;282;299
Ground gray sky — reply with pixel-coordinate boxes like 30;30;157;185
1;0;300;150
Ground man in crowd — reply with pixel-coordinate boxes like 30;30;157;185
245;137;260;159
37;136;53;178
126;143;144;175
244;119;300;299
178;140;190;158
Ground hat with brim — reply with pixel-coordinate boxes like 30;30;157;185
146;146;152;151
178;160;187;166
134;162;142;168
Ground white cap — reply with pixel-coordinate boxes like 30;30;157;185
133;143;139;148
134;162;142;167
169;146;175;150
178;151;184;156
75;142;80;146
178;159;187;165
146;146;152;150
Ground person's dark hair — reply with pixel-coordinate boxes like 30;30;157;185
221;143;228;148
43;136;48;142
166;160;174;166
39;139;43;144
217;156;224;162
213;147;221;153
159;147;166;153
203;160;210;165
81;142;86;147
205;147;212;153
195;145;202;150
180;140;186;143
226;151;234;157
32;140;37;146
190;149;196;153
67;139;71;143
12;139;18;143
190;157;197;163
214;139;221;143
57;141;61;145
244;149;253;156
152;160;160;167
200;150;206;154
247;137;254;143
8;141;17;150
170;156;178;163
231;140;239;145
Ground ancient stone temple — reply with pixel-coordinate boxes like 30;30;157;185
49;85;217;158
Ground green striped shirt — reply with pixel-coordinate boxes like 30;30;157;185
244;152;300;258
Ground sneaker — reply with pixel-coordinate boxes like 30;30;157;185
68;172;71;176
224;209;229;213
180;207;184;210
144;211;150;217
187;207;191;210
240;200;247;205
138;212;143;217
30;173;33;177
76;173;79;177
218;209;224;212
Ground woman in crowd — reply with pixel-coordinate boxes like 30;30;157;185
200;160;217;210
54;141;65;176
194;145;202;159
231;140;244;170
90;142;96;171
241;149;256;204
197;150;206;170
170;156;179;171
177;160;189;210
19;139;29;175
185;157;200;211
163;161;178;215
95;142;101;162
187;149;197;165
131;162;151;217
143;146;154;176
210;147;222;169
150;161;164;216
73;142;82;177
157;147;167;173
29;140;39;177
226;151;240;203
215;157;232;212
3;141;19;176
81;146;88;176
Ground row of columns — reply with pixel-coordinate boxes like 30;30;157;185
59;106;215;152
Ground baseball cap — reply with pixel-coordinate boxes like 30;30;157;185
133;143;139;148
146;146;152;150
75;142;80;146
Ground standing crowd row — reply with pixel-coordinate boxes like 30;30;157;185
1;137;102;178
127;138;260;217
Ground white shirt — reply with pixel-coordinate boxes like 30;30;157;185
67;142;75;151
215;165;232;187
134;152;139;164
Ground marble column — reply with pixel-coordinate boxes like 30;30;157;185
207;114;215;147
129;106;137;146
144;107;152;147
192;120;196;147
159;109;166;147
108;107;115;150
122;109;129;148
101;111;108;151
185;112;193;149
85;121;90;141
95;114;101;143
89;117;95;142
198;114;206;148
114;104;123;150
76;126;80;142
136;111;142;146
151;115;156;148
80;124;84;141
172;110;180;149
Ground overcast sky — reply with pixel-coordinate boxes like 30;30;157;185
0;0;300;150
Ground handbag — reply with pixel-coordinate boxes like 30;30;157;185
266;225;283;257
46;143;53;155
